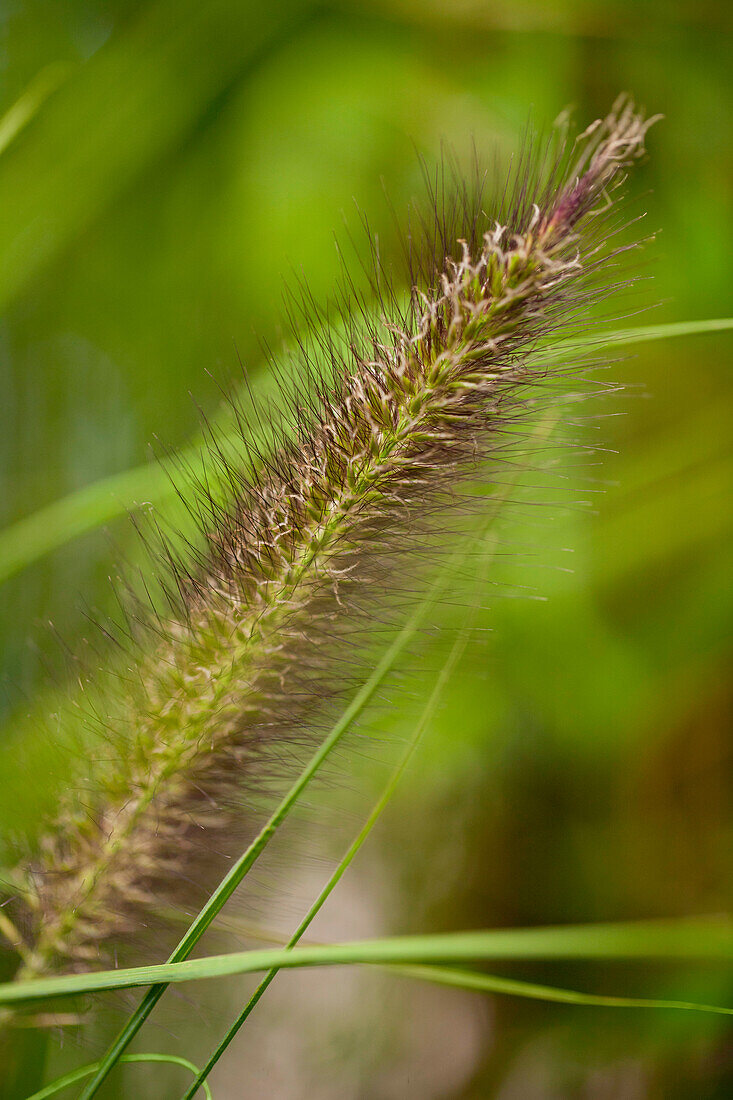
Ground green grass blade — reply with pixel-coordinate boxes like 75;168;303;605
0;64;70;157
1;920;731;1008
1;318;730;588
551;316;733;356
75;582;445;1097
0;416;251;588
387;963;733;1016
26;1054;213;1100
0;462;174;587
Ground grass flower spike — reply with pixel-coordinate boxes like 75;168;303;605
6;97;656;986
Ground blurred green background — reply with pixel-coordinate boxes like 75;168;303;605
0;1;731;1097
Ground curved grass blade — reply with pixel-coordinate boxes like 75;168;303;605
22;970;731;1100
552;316;733;354
387;963;733;1015
0;920;731;1009
26;1054;213;1100
0;424;246;589
1;318;730;589
0;64;70;157
0;462;174;589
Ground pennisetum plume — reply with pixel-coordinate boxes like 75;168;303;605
1;97;656;990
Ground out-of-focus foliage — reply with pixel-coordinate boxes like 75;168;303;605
0;1;730;1097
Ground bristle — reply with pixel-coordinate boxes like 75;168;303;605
7;100;655;983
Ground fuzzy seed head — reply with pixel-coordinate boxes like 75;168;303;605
6;97;655;982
